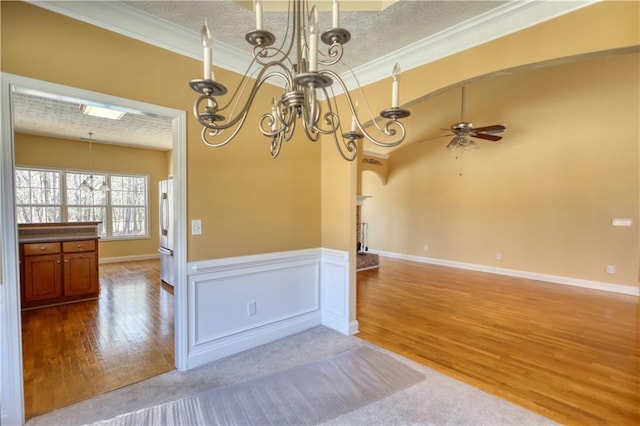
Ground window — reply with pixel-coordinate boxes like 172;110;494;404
15;168;62;223
110;175;147;237
66;172;107;236
16;167;149;239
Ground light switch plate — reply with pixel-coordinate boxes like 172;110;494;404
191;219;202;235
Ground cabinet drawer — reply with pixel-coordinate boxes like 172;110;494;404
63;240;96;253
23;242;60;256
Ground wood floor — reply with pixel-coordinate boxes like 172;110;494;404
356;257;639;425
21;259;175;420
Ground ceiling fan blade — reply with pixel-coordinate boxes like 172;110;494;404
471;133;502;141
419;133;454;142
473;124;505;133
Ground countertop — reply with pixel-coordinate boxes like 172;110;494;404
19;236;98;244
18;222;101;244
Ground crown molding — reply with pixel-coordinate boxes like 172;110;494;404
29;0;598;89
339;0;599;91
362;150;389;160
27;1;252;76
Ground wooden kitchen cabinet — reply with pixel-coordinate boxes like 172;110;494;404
63;241;98;298
19;223;101;310
23;251;63;303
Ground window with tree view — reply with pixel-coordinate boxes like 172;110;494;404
16;167;149;239
15;169;62;223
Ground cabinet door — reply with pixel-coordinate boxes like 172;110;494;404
63;252;98;297
23;254;63;303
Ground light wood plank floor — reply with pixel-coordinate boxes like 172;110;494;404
21;260;175;420
356;257;639;425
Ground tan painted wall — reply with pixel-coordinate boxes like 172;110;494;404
14;133;169;259
1;1;321;262
2;1;637;286
359;0;639;129
362;52;639;287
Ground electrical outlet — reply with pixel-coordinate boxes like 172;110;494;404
495;252;502;260
605;265;616;274
247;301;257;316
191;219;202;235
423;245;429;251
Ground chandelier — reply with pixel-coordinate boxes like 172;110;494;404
79;132;111;192
189;0;410;161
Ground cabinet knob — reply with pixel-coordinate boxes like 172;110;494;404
56;260;61;264
64;259;68;263
77;245;83;248
40;246;46;251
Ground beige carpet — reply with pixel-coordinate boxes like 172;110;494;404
27;326;556;426
89;346;424;425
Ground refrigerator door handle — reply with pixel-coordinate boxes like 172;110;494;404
158;247;173;256
160;193;169;236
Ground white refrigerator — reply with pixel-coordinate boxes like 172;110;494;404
158;178;174;286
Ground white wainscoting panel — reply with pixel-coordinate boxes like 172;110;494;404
320;249;357;335
192;263;320;345
186;248;352;369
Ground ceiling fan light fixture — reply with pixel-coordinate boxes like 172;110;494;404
465;139;481;151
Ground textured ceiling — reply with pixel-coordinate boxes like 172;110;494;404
12;91;174;150
122;0;505;72
14;0;572;151
12;0;506;150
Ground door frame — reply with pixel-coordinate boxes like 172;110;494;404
0;72;188;425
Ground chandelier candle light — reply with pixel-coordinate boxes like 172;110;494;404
189;0;411;160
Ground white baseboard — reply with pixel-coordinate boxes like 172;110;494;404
185;248;353;368
99;253;160;264
186;312;321;369
373;250;640;297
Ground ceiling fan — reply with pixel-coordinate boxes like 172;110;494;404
443;86;505;153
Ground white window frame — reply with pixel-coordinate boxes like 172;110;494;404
16;166;150;240
107;173;149;240
15;167;63;223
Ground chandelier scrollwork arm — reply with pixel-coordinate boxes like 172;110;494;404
319;70;410;149
189;0;411;161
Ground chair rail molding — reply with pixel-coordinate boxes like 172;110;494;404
186;248;355;368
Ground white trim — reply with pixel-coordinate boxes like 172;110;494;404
28;1;252;77
187;312;321;369
348;320;360;335
0;73;189;423
362;150;389;160
320;249;355;334
27;0;597;90
188;248;321;275
185;248;354;368
0;74;25;426
373;250;640;297
99;254;160;264
341;0;598;90
170;107;189;372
